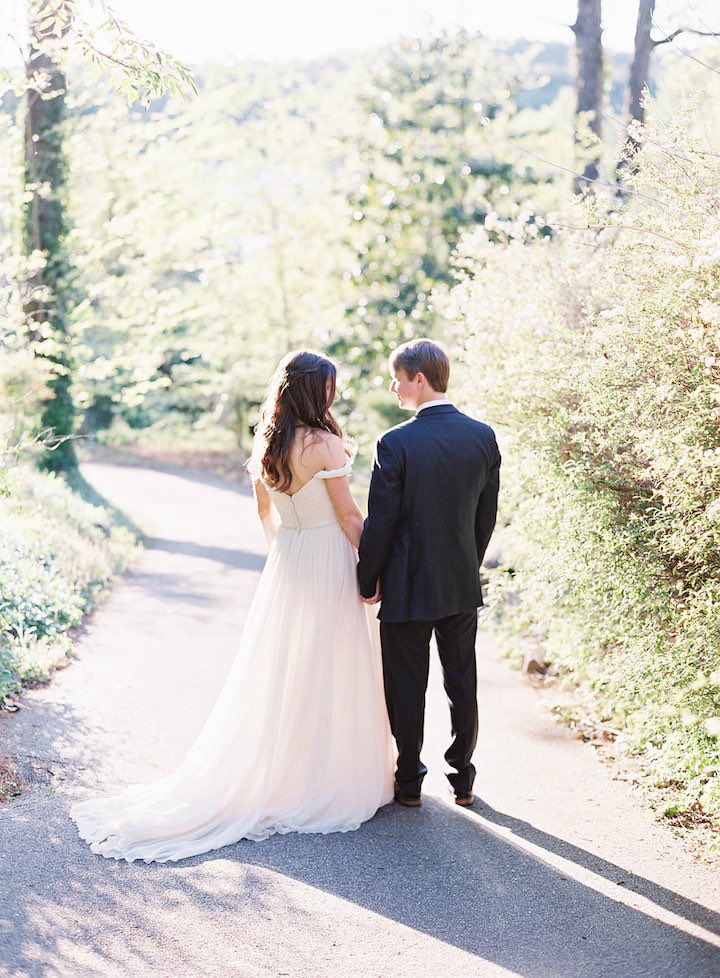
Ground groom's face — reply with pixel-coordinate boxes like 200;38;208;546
389;366;418;410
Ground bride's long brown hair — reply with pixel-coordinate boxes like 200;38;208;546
248;350;345;491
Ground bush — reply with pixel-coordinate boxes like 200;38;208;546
450;103;720;818
0;466;138;705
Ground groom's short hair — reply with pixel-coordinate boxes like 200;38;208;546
389;339;450;393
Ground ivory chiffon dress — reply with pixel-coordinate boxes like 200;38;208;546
70;462;395;863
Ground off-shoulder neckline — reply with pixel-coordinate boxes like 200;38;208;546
277;461;351;498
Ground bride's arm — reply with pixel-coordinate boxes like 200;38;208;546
253;480;277;546
313;434;364;548
325;477;364;549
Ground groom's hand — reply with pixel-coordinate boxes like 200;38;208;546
361;582;381;605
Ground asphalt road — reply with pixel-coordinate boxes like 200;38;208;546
1;460;720;978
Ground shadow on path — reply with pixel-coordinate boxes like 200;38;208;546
145;537;266;571
68;468;143;540
211;799;720;978
476;800;720;936
1;697;111;793
3;783;719;978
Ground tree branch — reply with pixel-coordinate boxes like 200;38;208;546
651;26;720;48
546;221;690;246
649;19;720;78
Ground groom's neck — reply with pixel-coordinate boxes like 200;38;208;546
415;390;448;409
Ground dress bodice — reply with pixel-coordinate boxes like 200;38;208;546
269;463;351;530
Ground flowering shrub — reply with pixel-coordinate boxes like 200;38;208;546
0;466;137;706
451;104;720;818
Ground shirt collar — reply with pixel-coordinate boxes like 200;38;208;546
416;399;452;413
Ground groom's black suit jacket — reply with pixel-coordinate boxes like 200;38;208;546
357;404;501;623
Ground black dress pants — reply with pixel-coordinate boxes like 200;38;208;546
379;610;478;798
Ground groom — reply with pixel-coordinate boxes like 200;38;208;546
357;338;500;807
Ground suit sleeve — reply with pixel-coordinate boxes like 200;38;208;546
475;439;501;566
357;435;403;598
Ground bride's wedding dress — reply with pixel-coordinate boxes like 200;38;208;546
71;462;395;863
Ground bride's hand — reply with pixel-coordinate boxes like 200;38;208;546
361;582;381;605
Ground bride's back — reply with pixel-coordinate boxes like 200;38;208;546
285;427;340;496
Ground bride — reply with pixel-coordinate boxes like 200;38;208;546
71;350;395;863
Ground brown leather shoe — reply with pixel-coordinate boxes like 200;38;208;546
394;783;422;807
454;793;475;807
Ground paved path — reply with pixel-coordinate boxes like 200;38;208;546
1;461;720;978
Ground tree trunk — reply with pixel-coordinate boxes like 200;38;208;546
571;0;603;193
618;0;655;178
627;0;655;127
23;0;76;472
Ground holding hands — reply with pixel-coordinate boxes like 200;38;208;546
361;581;382;606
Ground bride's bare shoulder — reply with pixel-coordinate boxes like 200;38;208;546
300;429;346;470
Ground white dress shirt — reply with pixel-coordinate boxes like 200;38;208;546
416;399;452;413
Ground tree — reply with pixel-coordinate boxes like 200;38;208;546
67;64;354;449
22;0;76;472
618;0;720;175
337;31;545;388
625;0;655;139
571;0;603;193
9;0;197;473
